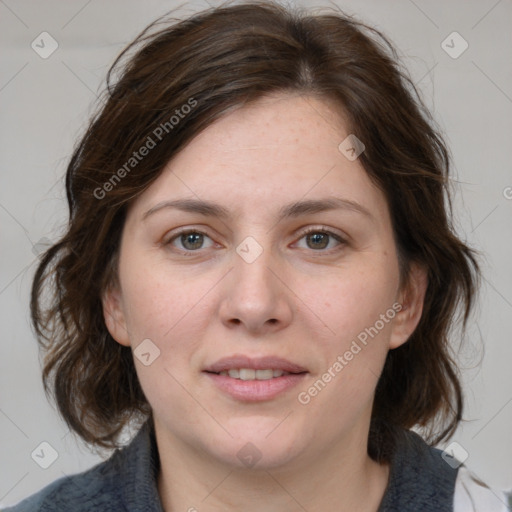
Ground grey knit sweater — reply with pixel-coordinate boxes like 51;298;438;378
4;423;458;511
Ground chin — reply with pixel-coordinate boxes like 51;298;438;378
203;417;307;471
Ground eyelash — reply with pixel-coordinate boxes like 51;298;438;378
164;226;346;255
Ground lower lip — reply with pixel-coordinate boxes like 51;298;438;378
204;372;307;401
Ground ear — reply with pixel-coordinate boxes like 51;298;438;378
389;262;428;350
102;285;131;347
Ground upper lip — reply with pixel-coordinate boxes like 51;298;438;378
204;355;308;374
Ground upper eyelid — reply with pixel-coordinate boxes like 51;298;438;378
296;226;346;239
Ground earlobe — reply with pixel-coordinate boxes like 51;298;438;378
102;286;131;347
389;263;428;349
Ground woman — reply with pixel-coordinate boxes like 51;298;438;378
6;2;509;511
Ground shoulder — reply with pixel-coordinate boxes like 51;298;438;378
379;430;510;512
3;421;161;512
378;429;458;511
454;467;510;512
2;448;127;512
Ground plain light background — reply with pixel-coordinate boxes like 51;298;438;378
1;0;511;507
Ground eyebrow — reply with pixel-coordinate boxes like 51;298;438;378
142;197;374;223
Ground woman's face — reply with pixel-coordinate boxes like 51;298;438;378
104;93;424;471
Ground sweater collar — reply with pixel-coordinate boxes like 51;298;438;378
117;419;164;512
377;429;458;511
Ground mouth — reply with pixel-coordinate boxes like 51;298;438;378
203;355;308;401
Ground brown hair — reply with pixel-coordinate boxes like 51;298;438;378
31;1;479;460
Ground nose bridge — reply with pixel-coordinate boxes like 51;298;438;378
232;234;280;301
219;233;293;332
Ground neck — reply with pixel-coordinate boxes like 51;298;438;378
155;423;390;512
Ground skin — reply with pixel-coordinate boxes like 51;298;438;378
103;92;427;512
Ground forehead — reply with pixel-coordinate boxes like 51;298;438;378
129;93;389;225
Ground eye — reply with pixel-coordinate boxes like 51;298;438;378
294;227;345;251
166;229;215;252
164;226;346;255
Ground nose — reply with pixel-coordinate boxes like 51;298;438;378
218;242;294;336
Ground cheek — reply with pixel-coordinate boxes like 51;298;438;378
119;262;219;360
300;265;398;346
118;268;212;417
293;264;397;413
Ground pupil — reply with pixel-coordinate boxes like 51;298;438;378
308;233;328;249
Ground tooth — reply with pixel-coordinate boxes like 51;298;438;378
239;368;256;380
222;368;288;380
256;369;274;380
